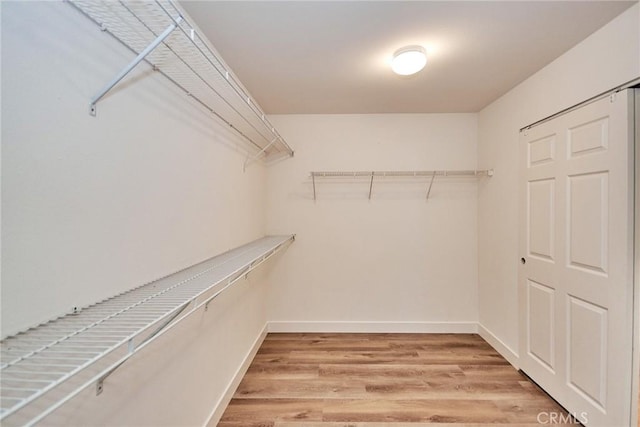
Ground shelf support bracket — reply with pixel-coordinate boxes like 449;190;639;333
89;17;182;116
243;136;278;171
204;265;252;311
312;173;317;202
368;172;375;200
95;300;189;395
426;171;437;200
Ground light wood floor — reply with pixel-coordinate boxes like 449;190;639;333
216;333;571;426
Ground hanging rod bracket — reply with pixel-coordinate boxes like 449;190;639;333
89;17;182;116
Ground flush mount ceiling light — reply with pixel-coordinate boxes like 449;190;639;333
391;45;427;76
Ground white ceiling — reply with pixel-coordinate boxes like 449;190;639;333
180;1;636;114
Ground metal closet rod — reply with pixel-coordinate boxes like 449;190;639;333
521;76;640;131
309;169;494;201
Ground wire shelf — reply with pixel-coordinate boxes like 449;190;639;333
310;170;494;178
309;169;494;200
0;235;294;426
68;0;293;161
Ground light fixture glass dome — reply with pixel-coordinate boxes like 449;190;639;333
391;45;427;76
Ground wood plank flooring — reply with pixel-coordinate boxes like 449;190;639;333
216;333;572;426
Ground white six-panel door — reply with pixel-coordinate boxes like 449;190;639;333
519;90;634;426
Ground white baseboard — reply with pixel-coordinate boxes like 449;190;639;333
202;323;268;427
267;321;478;334
478;323;519;368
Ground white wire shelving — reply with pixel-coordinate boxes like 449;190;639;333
68;0;294;164
0;235;294;426
309;169;494;200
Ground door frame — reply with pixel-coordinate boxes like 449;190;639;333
632;88;639;427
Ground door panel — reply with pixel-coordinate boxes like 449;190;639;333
567;172;608;274
567;296;607;409
568;116;609;157
529;135;556;166
527;279;555;372
529;179;555;260
519;90;634;426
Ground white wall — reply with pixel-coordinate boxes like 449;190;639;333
265;114;480;332
477;3;640;360
1;1;270;425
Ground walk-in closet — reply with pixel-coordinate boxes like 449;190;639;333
2;1;639;425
